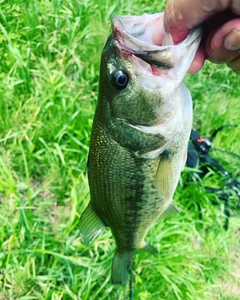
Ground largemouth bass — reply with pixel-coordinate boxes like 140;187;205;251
80;12;202;285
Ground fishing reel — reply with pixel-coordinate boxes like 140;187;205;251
186;125;240;230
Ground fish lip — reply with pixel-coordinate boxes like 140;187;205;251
112;13;202;50
112;13;202;70
112;14;174;68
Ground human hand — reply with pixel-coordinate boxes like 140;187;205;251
164;0;240;73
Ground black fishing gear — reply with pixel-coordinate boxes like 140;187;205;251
186;125;240;230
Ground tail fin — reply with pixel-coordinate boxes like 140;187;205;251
111;251;133;285
111;244;157;285
79;203;105;245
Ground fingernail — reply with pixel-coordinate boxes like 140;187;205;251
224;30;240;51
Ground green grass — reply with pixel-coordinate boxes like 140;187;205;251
0;0;240;299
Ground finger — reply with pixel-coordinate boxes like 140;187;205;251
205;18;240;64
188;45;206;73
232;0;240;15
227;55;240;72
164;0;224;43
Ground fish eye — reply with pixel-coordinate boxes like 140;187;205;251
112;70;129;90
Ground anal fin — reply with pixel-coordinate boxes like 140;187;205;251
139;243;158;254
79;203;105;245
159;201;180;219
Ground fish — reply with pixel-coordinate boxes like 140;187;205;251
79;12;202;285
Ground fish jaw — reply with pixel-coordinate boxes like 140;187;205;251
112;13;202;88
107;13;201;157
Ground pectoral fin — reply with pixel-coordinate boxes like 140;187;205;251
155;153;180;218
155;153;173;200
79;203;105;245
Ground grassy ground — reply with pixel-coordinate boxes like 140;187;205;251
0;0;240;299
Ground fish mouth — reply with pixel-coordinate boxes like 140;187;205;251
112;13;202;75
128;50;173;70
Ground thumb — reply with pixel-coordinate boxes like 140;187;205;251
164;0;216;43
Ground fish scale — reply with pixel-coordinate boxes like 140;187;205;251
79;12;202;286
